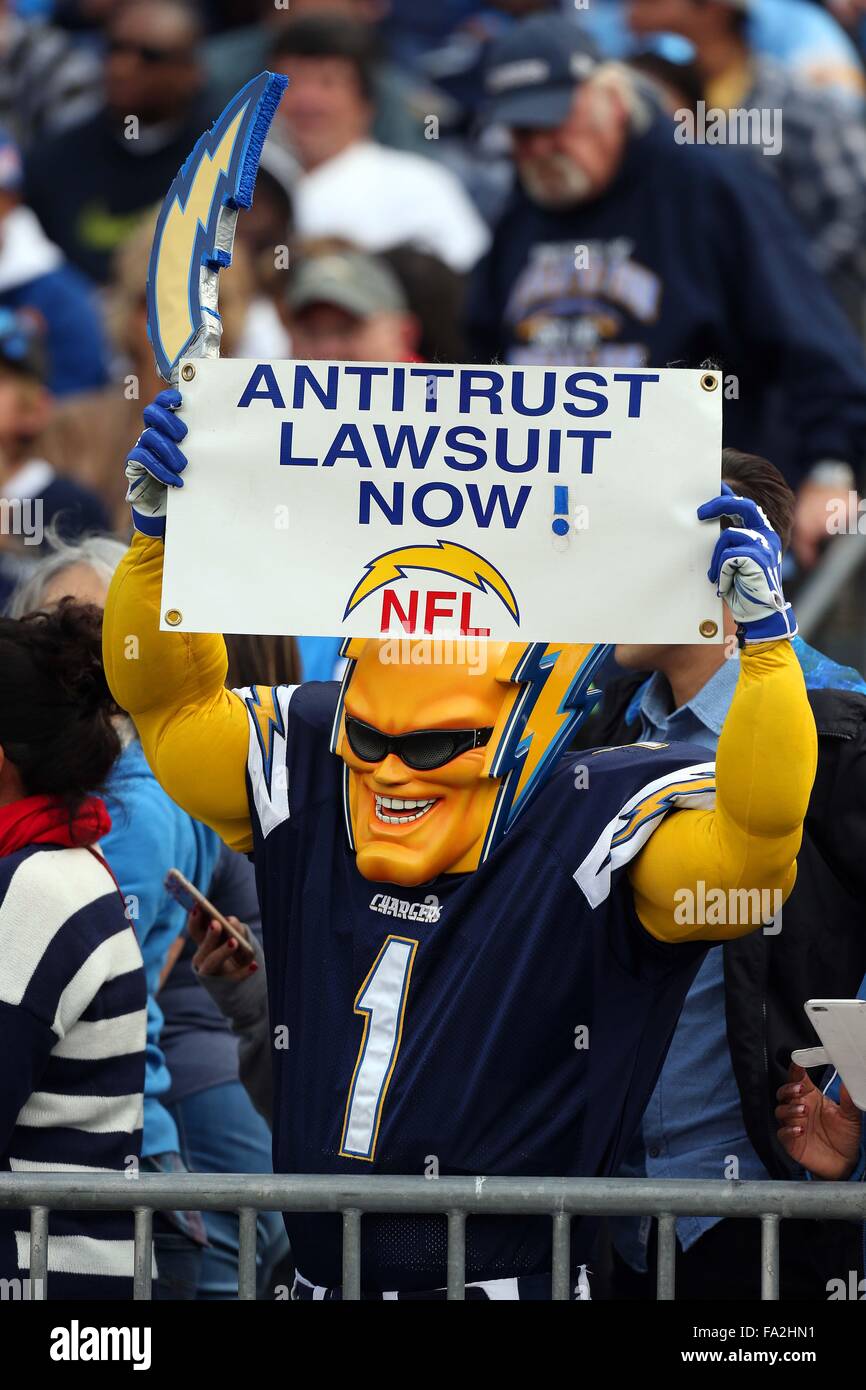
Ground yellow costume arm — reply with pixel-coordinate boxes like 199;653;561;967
628;640;816;942
103;533;253;851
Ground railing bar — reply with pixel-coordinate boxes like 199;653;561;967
237;1207;258;1301
551;1212;571;1301
342;1208;362;1301
1;1175;866;1219
656;1214;676;1301
446;1210;466;1300
761;1214;780;1301
29;1206;48;1300
133;1207;153;1301
797;532;866;639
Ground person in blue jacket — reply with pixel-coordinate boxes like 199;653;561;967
100;735;220;1299
0;130;108;397
0;310;110;611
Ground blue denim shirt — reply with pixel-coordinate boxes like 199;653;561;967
612;652;771;1272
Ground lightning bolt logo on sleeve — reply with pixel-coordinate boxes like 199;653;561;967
574;763;717;908
233;683;298;839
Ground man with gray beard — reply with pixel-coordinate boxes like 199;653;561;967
466;14;866;569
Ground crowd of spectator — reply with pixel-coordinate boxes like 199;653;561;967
3;0;866;1301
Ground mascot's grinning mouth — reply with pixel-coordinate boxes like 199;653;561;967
373;795;438;825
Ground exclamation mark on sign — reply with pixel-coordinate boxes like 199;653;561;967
552;486;570;536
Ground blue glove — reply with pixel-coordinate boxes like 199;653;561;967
125;389;188;537
697;484;797;644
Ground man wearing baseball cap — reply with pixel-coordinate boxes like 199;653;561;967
467;13;866;569
281;244;422;682
0;309;110;609
283;245;421;364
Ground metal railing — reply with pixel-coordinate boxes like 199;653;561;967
1;1173;864;1301
795;532;866;642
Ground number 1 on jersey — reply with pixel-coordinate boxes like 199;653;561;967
339;935;418;1161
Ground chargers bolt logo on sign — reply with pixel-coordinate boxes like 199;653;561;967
343;541;520;636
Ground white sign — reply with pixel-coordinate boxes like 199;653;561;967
161;359;724;643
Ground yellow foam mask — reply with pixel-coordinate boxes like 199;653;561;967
331;639;609;886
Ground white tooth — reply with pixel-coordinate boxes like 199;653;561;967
373;797;438;825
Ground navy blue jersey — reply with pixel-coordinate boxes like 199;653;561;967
238;680;716;1292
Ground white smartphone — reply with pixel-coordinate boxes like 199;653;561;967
791;999;866;1109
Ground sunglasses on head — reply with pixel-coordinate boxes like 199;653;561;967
108;38;189;64
344;714;493;772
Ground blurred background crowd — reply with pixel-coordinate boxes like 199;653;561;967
4;0;866;1302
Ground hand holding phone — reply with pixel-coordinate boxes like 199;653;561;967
775;1060;862;1181
791;998;866;1109
187;905;258;980
164;867;257;977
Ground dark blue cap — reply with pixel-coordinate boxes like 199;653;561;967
0;309;46;380
483;15;599;129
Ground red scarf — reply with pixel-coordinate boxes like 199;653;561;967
0;794;111;857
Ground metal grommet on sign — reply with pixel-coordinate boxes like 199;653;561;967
699;619;718;639
700;372;718;392
180;363;195;382
165;609;183;626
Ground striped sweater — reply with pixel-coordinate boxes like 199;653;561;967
0;843;147;1300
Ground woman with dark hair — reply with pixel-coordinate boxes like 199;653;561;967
0;600;146;1299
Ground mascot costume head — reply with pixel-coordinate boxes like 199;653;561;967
147;73;610;889
332;640;608;885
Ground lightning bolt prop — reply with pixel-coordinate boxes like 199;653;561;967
146;70;287;382
343;541;520;624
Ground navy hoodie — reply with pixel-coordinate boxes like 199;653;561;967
468;115;866;487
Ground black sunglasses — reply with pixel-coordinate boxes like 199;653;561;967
344;714;493;771
108;38;189;64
